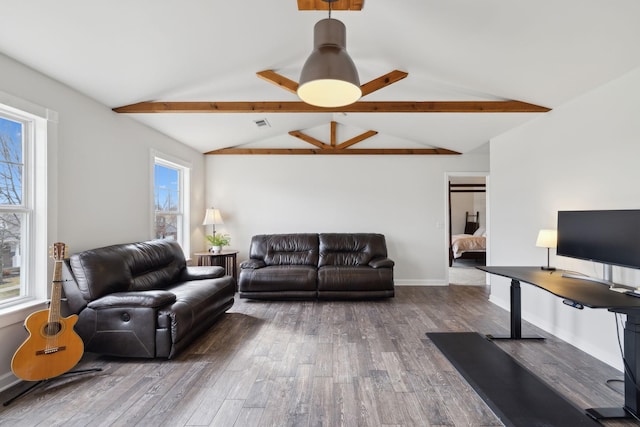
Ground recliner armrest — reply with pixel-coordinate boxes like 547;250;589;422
240;259;266;269
87;290;177;309
369;258;395;269
181;266;225;280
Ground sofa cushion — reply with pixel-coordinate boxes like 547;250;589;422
69;245;134;301
317;266;394;292
239;265;317;292
127;240;186;291
318;233;388;267
69;240;187;301
161;278;236;348
180;265;225;280
87;290;177;309
251;233;319;266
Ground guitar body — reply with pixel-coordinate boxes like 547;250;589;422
11;309;84;381
11;242;85;382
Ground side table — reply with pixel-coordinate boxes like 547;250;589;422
194;250;239;281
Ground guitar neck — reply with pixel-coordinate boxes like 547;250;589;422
48;260;63;323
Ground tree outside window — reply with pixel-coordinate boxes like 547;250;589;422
0;116;24;303
153;156;190;257
154;163;181;241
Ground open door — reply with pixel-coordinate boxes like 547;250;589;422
446;174;488;285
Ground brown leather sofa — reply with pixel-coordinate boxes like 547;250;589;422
238;233;394;300
61;239;235;359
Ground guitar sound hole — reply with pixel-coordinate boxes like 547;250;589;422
44;322;62;336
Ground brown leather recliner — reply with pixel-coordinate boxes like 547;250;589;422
238;233;394;300
61;239;235;358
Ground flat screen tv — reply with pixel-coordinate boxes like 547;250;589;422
557;209;640;271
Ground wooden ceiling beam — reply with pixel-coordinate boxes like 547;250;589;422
205;148;460;155
297;0;364;11
288;130;332;149
335;130;378;150
288;121;377;151
256;70;299;94
330;121;337;147
113;100;550;114
255;69;408;98
360;70;408;97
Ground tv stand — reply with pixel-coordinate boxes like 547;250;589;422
478;266;640;421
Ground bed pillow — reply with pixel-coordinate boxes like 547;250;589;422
473;227;485;237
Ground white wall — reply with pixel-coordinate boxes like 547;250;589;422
490;66;640;370
451;193;475;234
206;153;489;284
0;52;208;390
450;190;486;234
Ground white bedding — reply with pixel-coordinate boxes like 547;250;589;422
451;234;486;258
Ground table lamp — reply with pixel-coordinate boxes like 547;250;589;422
536;229;557;271
202;208;224;238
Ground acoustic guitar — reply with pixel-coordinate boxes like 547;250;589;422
11;242;84;381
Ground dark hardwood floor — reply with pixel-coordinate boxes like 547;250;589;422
1;285;638;426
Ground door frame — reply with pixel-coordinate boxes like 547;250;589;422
444;172;490;285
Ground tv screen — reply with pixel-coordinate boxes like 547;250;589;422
557;210;640;270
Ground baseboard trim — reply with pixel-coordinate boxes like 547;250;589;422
394;280;447;287
0;372;19;393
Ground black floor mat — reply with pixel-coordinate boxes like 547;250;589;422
427;332;600;427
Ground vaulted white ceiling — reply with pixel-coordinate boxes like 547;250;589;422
1;1;639;154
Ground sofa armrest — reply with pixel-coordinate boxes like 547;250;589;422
87;290;177;309
240;259;266;269
369;258;395;269
181;266;225;280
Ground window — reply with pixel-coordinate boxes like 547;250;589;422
0;94;50;310
153;155;190;256
0;116;25;305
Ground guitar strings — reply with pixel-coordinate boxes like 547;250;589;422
46;256;64;354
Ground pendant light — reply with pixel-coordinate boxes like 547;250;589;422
297;0;361;108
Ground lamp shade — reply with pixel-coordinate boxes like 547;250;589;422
202;208;224;226
297;18;361;108
536;229;557;248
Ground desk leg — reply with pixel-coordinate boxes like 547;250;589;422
487;279;544;341
586;312;640;421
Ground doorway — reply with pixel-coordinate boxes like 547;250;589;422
446;174;488;286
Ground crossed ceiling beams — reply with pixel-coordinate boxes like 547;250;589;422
206;120;460;155
113;70;550;115
112;1;551;155
113;68;549;155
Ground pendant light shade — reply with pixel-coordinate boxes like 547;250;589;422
297;18;361;108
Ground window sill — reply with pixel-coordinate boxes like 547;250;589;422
0;299;48;329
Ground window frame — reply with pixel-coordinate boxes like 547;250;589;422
0;91;54;317
151;152;191;257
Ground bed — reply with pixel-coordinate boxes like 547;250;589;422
451;232;486;263
448;209;487;266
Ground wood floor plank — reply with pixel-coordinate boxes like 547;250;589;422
308;376;337;427
242;357;277;408
209;399;245;427
233;407;264;427
1;285;637;427
256;376;294;427
313;342;333;377
355;376;385;426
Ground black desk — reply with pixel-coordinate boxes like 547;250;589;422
479;266;640;421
